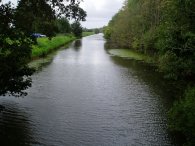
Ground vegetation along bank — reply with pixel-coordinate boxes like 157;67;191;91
32;30;96;59
103;0;195;145
32;35;76;58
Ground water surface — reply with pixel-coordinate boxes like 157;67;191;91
0;34;176;146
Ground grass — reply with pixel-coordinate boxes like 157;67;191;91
32;35;76;58
108;49;153;63
32;32;94;59
82;31;95;37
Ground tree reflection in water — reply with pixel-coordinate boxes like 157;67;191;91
0;102;37;146
73;39;82;52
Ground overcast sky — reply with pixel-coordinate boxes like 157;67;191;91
80;0;124;28
2;0;125;28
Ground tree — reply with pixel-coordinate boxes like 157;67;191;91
57;18;71;34
71;21;82;37
15;0;86;39
0;0;86;96
94;28;100;34
0;2;34;96
168;87;195;145
104;0;195;79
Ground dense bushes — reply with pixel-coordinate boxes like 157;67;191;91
159;51;195;79
56;18;71;34
103;27;112;40
168;87;195;145
104;0;195;79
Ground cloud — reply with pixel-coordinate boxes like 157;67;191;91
1;0;17;5
80;0;124;28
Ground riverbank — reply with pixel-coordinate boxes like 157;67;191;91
32;35;76;58
32;32;95;58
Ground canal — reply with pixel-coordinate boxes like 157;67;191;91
0;34;176;145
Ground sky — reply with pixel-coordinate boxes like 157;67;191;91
80;0;124;28
2;0;125;28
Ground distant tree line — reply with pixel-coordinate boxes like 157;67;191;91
83;27;103;34
104;0;195;145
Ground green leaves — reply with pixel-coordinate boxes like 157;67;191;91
71;21;82;37
168;87;195;145
104;0;195;79
57;18;71;34
0;2;34;96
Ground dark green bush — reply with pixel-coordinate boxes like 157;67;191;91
71;21;82;38
158;51;194;80
168;87;195;146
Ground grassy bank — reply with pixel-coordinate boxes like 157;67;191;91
32;32;96;58
32;35;76;58
108;49;154;63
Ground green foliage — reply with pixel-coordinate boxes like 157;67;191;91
71;21;82;37
0;2;34;96
104;0;195;79
103;26;112;40
56;18;71;34
142;28;158;53
32;35;75;58
159;51;195;79
94;28;100;34
15;0;86;38
168;87;195;145
15;0;57;38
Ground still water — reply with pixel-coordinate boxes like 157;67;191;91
0;34;177;145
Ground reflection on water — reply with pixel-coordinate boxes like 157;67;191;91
72;39;82;51
110;56;183;106
0;101;36;146
0;34;179;145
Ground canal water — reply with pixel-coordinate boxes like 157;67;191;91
0;34;177;145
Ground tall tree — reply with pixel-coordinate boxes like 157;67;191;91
71;21;82;37
15;0;57;38
57;18;71;34
15;0;86;39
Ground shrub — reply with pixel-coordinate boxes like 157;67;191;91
103;26;112;40
168;87;195;146
158;51;194;80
